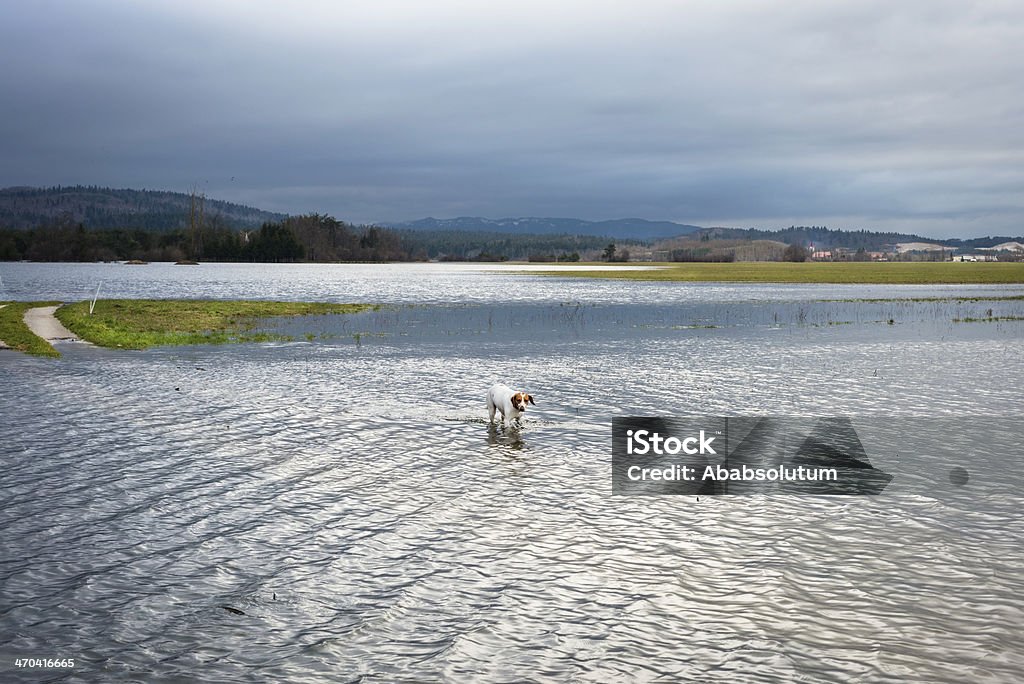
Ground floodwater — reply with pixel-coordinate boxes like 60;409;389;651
1;262;1023;682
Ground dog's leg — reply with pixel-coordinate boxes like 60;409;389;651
487;396;496;423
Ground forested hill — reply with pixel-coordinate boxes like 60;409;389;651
695;225;1024;250
0;186;286;230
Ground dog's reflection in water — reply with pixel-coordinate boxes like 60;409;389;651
486;423;526;450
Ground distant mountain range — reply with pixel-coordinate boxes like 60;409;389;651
382;218;1024;250
0;185;285;231
2;186;1020;252
382;216;702;240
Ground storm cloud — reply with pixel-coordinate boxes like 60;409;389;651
1;0;1021;237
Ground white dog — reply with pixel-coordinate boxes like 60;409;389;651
487;384;536;426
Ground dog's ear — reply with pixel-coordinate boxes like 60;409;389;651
527;394;536;406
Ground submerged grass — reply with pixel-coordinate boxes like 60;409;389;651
0;301;62;356
531;262;1024;284
820;294;1024;303
55;299;375;350
952;315;1024;323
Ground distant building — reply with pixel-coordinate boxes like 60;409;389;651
953;254;998;262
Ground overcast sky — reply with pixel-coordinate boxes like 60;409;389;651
1;1;1021;237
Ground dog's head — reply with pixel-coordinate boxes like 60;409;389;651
512;392;536;412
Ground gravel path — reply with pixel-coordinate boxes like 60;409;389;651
23;305;82;342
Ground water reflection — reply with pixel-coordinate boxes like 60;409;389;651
3;260;1023;305
486;422;526;450
1;268;1022;683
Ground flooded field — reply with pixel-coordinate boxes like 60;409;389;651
2;263;1023;682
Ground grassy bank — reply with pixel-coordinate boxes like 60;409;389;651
0;301;63;356
531;262;1024;284
55;299;375;350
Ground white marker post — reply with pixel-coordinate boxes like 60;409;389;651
89;282;102;315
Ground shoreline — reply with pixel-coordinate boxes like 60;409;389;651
1;299;375;357
0;301;63;356
3;286;1022;358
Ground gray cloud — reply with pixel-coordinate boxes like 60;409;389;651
1;0;1021;237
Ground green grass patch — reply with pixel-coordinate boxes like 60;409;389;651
530;262;1024;284
0;301;63;356
55;299;375;350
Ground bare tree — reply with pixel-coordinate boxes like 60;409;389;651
783;243;809;262
188;185;205;259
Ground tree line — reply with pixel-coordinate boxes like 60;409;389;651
0;213;628;263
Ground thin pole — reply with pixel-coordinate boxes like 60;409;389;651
89;282;102;315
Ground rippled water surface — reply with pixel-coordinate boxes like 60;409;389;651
2;263;1023;682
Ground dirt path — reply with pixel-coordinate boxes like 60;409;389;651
23;305;82;342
